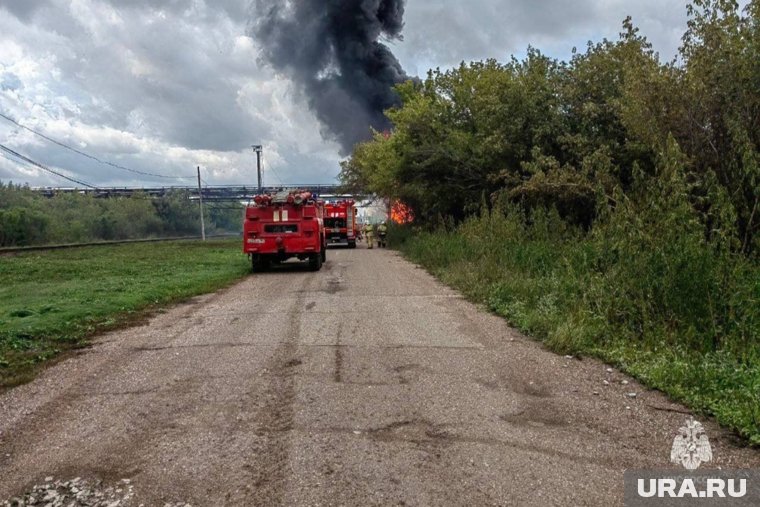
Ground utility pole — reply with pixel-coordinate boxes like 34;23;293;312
197;166;206;241
252;145;263;194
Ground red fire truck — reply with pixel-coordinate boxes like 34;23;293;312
324;199;358;248
243;190;327;272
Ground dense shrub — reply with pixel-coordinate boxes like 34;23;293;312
0;208;49;246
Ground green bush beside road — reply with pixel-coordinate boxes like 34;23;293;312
0;240;249;387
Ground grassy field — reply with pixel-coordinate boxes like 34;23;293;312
0;239;249;387
391;216;760;445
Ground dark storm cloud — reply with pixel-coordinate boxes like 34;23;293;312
249;0;412;154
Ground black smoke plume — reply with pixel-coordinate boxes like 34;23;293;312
249;0;411;154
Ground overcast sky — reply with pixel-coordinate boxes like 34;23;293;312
0;0;697;188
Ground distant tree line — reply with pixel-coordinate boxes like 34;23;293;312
0;182;243;247
342;0;760;257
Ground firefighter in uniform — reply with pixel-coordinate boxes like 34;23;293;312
363;221;374;249
376;221;388;247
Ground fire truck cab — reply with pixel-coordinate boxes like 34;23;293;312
324;199;358;248
243;190;326;272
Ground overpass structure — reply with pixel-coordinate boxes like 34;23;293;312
31;184;348;202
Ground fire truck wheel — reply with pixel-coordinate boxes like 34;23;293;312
309;253;323;271
348;240;357;249
321;245;327;263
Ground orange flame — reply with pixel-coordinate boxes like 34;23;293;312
390;201;414;224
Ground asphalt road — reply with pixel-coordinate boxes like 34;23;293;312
1;245;758;506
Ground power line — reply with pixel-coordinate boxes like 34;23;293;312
269;167;287;187
261;151;287;187
0;143;98;188
0;111;194;180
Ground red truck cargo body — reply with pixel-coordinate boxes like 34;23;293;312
243;191;326;271
324;200;357;248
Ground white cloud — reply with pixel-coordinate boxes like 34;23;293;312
0;0;345;187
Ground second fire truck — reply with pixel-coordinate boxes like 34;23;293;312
324;199;358;248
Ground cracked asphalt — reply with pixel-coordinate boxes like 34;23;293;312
1;245;758;506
